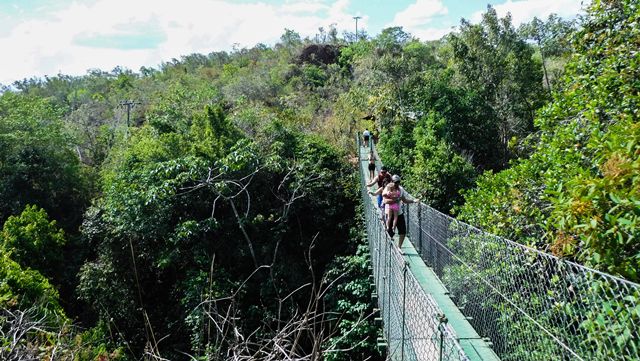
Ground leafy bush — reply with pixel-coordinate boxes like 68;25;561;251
323;205;382;361
2;205;66;280
0;251;63;317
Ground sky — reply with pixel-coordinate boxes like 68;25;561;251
0;0;586;85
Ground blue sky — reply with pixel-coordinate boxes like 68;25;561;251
0;0;585;85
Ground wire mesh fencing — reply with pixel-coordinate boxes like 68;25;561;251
359;140;469;361
395;170;640;361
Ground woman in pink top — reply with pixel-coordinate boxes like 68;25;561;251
382;181;401;232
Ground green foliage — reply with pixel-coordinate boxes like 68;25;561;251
572;279;640;360
519;14;575;58
0;249;118;359
146;80;221;134
65;102;120;167
459;0;640;280
448;6;545;167
337;41;375;72
2;205;66;280
0;251;63;318
456;160;546;245
0;92;89;230
377;119;415;175
280;29;302;48
375;26;412;55
0;310;126;360
455;2;640;358
346;7;547;214
78;103;357;357
441;229;639;361
375;90;481;212
0;23;379;359
546;121;640;279
406;113;476;211
71;323;127;361
228;99;279;136
406;69;500;170
222;64;278;104
323;245;382;361
322;203;382;361
519;14;577;91
190;104;242;159
301;64;328;88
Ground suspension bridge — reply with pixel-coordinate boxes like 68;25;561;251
358;140;640;361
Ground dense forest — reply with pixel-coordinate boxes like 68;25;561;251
1;0;638;359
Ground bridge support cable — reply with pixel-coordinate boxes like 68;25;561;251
362;139;640;361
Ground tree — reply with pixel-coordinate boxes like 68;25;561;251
458;0;640;282
406;113;477;212
280;29;302;48
0;92;89;231
78;107;357;357
375;26;412;56
519;14;576;92
448;6;545;167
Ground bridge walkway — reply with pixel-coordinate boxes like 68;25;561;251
358;142;499;361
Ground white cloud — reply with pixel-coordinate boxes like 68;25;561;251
471;0;584;26
386;0;449;41
411;26;455;41
0;0;355;85
389;0;448;28
281;0;328;15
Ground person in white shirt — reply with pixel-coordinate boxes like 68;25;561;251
362;129;371;147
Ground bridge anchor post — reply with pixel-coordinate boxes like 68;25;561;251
438;314;448;361
417;203;422;255
401;261;409;361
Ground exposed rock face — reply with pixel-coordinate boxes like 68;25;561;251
297;44;341;66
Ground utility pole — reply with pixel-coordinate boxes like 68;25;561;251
353;16;362;41
119;100;140;138
119;100;140;127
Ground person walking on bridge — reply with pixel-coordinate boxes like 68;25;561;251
367;150;376;180
366;166;391;209
387;175;419;254
368;177;391;225
362;128;371;148
382;181;401;233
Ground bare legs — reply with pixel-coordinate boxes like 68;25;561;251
386;210;398;234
